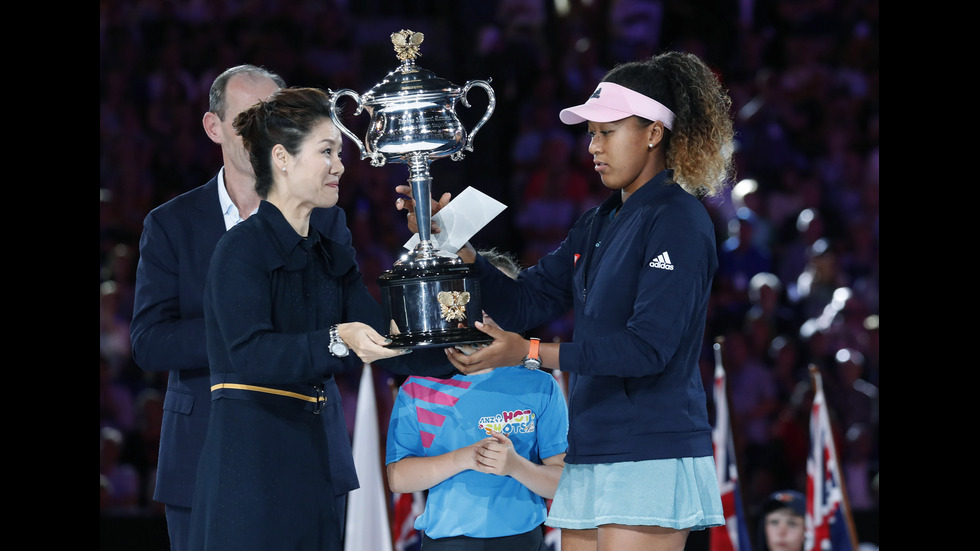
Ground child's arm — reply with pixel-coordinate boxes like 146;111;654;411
387;438;491;493
475;430;566;499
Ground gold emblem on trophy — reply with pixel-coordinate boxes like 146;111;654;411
438;291;470;322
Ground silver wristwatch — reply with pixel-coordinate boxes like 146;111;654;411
329;324;349;358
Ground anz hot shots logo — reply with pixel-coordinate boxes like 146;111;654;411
649;251;674;270
478;409;536;435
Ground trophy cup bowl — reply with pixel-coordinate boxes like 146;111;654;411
329;29;496;349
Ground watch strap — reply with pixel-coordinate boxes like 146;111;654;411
523;337;541;369
527;337;540;361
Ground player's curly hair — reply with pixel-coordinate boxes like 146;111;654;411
604;51;735;197
478;248;522;279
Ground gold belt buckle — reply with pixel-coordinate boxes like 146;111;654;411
313;384;326;414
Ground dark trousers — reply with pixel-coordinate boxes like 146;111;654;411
165;504;191;551
171;494;347;551
421;525;546;551
336;494;347;539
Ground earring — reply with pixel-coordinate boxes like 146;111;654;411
281;165;286;172
648;144;653;150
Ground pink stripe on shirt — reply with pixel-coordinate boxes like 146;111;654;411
403;381;461;406
412;376;472;389
416;406;446;427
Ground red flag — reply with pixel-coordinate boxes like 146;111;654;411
392;491;424;551
543;499;561;550
805;366;859;551
710;341;753;551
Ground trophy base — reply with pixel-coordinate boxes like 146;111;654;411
379;258;490;350
385;327;493;349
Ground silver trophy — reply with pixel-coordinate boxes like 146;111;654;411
329;29;496;349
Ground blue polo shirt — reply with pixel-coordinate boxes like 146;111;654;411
386;366;568;539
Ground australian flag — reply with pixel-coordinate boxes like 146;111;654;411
710;343;752;551
392;491;424;551
805;367;857;551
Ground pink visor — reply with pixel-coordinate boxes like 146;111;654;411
559;82;675;130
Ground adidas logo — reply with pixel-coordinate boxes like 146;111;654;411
649;251;674;270
590;87;602;99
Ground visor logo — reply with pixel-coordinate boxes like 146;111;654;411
590;87;602;99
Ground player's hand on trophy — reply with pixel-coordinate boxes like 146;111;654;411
445;319;527;375
394;184;451;235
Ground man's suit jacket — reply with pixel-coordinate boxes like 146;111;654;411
131;175;359;507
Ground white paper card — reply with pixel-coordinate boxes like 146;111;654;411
403;186;507;253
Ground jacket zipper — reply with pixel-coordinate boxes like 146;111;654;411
581;213;602;303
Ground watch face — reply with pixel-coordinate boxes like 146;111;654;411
523;358;541;370
331;342;349;357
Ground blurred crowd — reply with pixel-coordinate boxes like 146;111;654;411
100;0;878;544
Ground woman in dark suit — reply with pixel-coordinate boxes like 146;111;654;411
188;86;455;550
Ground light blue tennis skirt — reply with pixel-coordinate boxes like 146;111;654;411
546;457;725;531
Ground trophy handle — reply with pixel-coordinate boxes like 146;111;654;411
453;79;496;161
329;89;386;167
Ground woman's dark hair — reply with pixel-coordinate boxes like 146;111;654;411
602;51;735;197
232;86;333;198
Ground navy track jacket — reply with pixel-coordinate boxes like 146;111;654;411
475;170;718;464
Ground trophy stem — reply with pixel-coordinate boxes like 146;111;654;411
407;152;438;261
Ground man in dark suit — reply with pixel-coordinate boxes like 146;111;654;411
130;65;358;550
